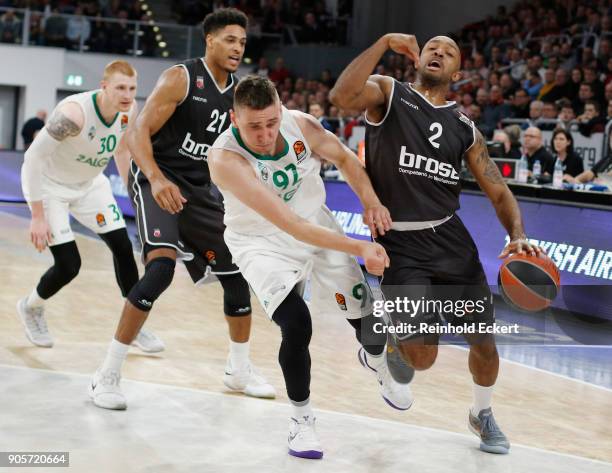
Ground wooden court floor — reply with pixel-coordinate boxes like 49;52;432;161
1;210;610;462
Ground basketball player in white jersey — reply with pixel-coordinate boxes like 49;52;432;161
209;75;412;459
19;60;163;353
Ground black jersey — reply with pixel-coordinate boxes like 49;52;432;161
151;57;235;187
365;81;476;222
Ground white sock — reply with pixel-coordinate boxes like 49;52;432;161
229;340;250;369
291;399;313;420
365;349;385;370
101;339;130;374
26;288;45;308
471;382;494;417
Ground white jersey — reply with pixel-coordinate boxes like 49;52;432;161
44;90;135;185
212;108;325;235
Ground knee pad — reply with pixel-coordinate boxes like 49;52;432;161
127;257;175;311
50;241;81;282
272;290;312;347
217;273;252;316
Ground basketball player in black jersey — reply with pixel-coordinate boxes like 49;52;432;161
331;34;543;454
89;8;275;410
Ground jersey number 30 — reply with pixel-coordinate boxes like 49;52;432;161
428;122;443;149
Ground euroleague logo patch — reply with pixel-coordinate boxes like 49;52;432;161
205;250;217;265
335;293;347;311
96;213;106;227
293;140;307;163
121;114;129;131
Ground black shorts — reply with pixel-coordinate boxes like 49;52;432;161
376;214;494;341
128;160;239;283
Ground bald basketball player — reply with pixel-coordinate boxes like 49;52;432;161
331;34;543;454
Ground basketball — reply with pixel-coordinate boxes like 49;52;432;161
498;252;561;312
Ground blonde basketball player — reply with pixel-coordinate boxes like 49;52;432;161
209;75;412;459
19;60;163;352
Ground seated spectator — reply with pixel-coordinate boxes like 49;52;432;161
523;71;543;99
550;129;584;179
106;10;132;55
537;68;556;100
253;57;269;77
556;99;575;130
569;67;583;100
308;103;333;133
458;92;473;116
606;99;612;121
469;103;487;135
583;66;605;105
576;99;606;136
493;130;521;159
66;6;91;50
0;9;21;43
573;82;595;115
522;126;555;176
570;155;612;189
504;124;522;157
299;12;322;43
523;100;543;129
540;68;572;103
44;8;67;48
510;88;530;118
475;88;496;138
269;57;289;84
499;73;517;100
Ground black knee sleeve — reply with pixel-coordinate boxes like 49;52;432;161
99;228;139;297
36;241;81;299
217;273;251;316
127;257;175;311
347;315;386;356
272;289;312;403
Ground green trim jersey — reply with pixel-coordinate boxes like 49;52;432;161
211;108;325;235
44;90;135;185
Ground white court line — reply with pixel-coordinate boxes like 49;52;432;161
1;362;611;467
448;344;612;393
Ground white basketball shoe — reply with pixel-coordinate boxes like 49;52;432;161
131;328;165;353
89;369;127;410
223;358;276;399
16;297;53;348
288;415;323;459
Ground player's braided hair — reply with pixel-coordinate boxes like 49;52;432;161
202;8;248;36
234;75;279;110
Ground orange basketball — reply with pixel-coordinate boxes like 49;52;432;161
498;252;560;312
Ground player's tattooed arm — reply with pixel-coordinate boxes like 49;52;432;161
46;102;84;141
465;129;527;245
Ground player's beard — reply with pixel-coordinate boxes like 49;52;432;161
418;68;447;88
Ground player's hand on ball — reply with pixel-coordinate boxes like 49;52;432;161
361;242;390;276
363;204;392;237
30;216;52;252
151;175;187;214
499;238;544;258
385;33;420;67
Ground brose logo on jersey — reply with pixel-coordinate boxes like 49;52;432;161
180;132;210;161
398;146;460;183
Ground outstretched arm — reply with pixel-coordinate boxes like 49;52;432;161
209;149;389;275
464;130;541;257
295;111;391;237
330;33;419;121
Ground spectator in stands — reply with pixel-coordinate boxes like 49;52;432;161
458;93;473;116
253;57;269;77
21;110;47;150
269;57;289;84
299;12;322;43
509;48;526;82
569;67;583;99
504;124;522;157
604;80;612;104
573;82;595;114
88;14;108;53
583;66;605;105
607;99;612;121
542;102;557;120
540;68;572;103
475;88;496;138
537;68;556;100
522;126;555;176
556;99;575;130
320;69;334;88
44;8;67;47
469;103;486;134
576;99;606;136
510;88;530;118
550;128;584;181
309;103;333;132
523;70;543;99
500;73;517;100
493;130;521;159
66;6;91;49
0;9;21;43
559;42;576;70
106;10;132;54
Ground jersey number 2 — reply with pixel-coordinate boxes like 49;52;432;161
428;122;443;149
206;109;227;134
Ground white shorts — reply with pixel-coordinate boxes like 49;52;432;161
225;206;373;319
23;173;126;246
